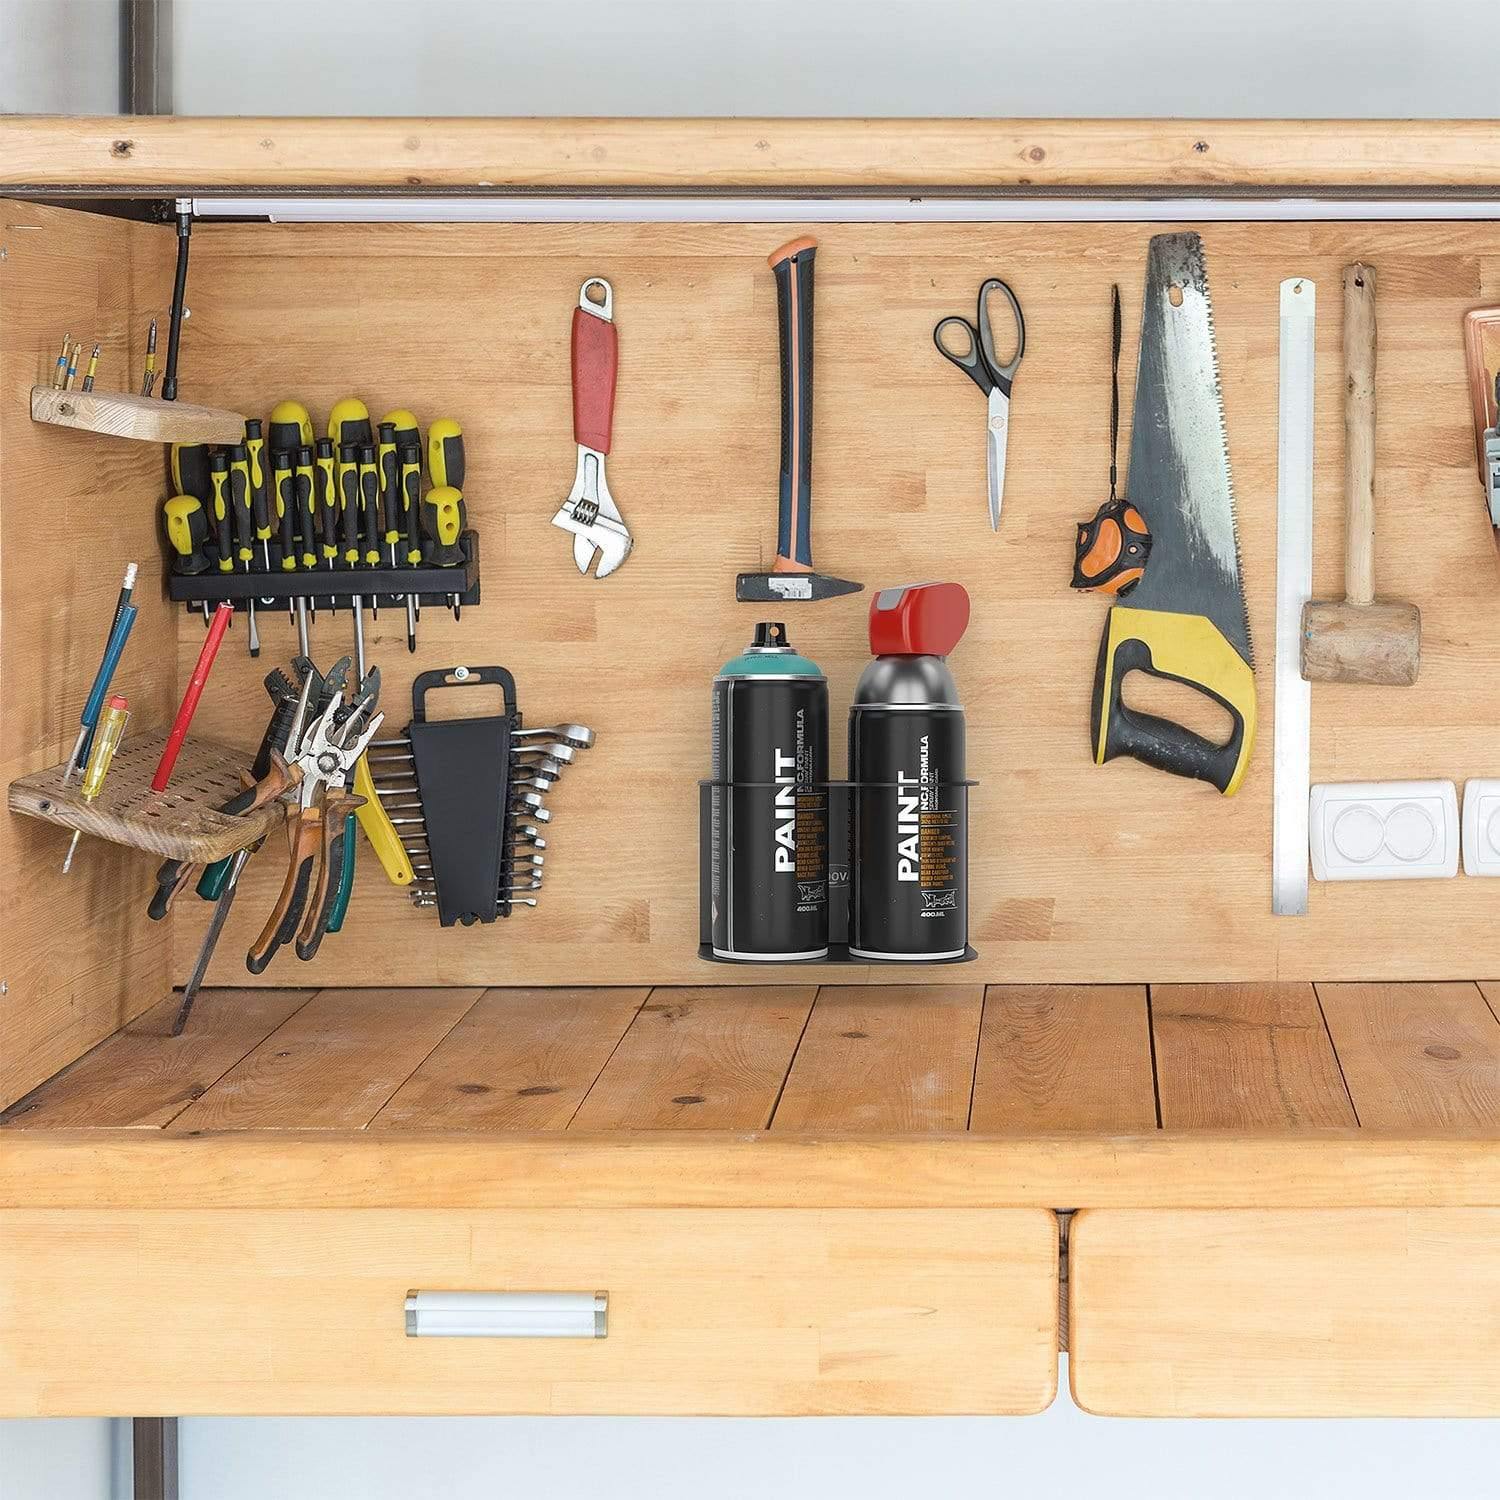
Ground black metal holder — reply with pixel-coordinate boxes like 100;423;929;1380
407;665;515;927
168;531;481;612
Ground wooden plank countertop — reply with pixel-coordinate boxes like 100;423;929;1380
4;983;1500;1210
9;117;1500;193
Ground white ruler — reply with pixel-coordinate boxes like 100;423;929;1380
1273;278;1316;916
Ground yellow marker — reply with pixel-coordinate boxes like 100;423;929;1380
62;695;130;873
353;753;414;886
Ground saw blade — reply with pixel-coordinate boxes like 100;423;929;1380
1123;232;1252;667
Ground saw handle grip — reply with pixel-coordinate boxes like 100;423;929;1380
572;290;617;454
1092;606;1257;797
769;236;817;573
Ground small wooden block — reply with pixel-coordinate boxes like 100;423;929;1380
1300;598;1421;685
30;385;245;445
8;734;281;862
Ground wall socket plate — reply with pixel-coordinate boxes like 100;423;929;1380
1309;780;1459;882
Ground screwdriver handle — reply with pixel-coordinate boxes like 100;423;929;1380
378;423;401;547
399;444;423;564
422;485;466;566
427;418;466;489
338;444;361;564
163;495;211;575
358;445;381;565
315;439;340;562
294;445;317;568
228;444;254;568
208;451;234;573
245;420;272;542
273;452;297;571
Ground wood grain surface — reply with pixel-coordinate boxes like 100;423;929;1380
970;985;1156;1132
0;202;177;1110
10;117;1500;191
1151;982;1356;1129
29;385;244;444
771;984;983;1132
154;218;1500;990
1070;1207;1500;1415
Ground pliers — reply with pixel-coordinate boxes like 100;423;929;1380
246;691;383;973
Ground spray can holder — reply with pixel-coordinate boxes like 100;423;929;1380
697;777;977;965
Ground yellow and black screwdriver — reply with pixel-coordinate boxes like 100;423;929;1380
329;397;373;453
377;422;413;652
315;439;340;607
169;442;213;623
268;399;314;459
163;494;211;585
294;445;319;622
338;442;367;669
228;443;260;657
398;441;423;652
208;451;235;579
358;443;382;620
273;448;309;652
244;418;273;572
426;417;467;620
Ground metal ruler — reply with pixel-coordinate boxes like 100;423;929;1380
1273;277;1316;915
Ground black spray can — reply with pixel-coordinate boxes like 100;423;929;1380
848;583;971;961
710;622;830;961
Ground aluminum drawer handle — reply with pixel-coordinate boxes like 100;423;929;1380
405;1290;608;1339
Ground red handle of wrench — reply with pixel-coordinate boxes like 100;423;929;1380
572;304;616;455
151;602;233;792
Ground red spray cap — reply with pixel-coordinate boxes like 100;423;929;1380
868;582;970;657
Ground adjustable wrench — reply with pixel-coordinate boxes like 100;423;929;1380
552;278;633;578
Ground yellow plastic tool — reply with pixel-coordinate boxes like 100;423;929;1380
352;752;414;886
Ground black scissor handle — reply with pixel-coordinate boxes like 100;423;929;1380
933;315;993;395
978;277;1025;385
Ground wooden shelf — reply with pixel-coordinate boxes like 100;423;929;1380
8;732;281;863
30;385;244;445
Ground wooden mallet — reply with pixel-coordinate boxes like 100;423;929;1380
1301;263;1420;686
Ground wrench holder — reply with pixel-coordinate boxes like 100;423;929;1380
407;666;516;926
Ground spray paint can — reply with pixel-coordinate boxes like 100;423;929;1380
848;583;971;961
710;622;829;961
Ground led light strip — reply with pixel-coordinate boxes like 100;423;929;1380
190;195;1500;225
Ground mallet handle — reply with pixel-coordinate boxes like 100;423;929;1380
1344;262;1377;607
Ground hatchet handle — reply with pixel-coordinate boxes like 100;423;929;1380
769;237;817;573
1344;262;1377;606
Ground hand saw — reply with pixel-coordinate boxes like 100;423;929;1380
1091;232;1256;796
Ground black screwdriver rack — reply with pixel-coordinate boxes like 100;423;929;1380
168;531;481;613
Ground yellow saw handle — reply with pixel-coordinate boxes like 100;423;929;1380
352;752;414;886
1091;605;1256;796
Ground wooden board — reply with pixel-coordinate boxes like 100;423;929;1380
0;1205;1058;1417
0;990;313;1129
167;988;482;1131
0;201;177;1110
373;987;648;1131
9;117;1500;191
29;385;244;444
160;218;1500;991
1151;982;1356;1129
1318;980;1500;1128
569;987;815;1130
1070;1208;1500;1416
771;985;982;1133
970;985;1156;1132
8;733;281;862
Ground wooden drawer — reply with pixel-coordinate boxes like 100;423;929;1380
1070;1209;1500;1417
0;1207;1057;1416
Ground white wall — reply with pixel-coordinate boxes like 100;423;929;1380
171;0;1489;118
0;0;118;113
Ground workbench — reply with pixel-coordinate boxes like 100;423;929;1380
4;117;1500;1420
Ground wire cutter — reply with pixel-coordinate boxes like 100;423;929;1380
246;692;383;973
934;277;1026;530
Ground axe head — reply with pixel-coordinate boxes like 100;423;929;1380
736;571;863;603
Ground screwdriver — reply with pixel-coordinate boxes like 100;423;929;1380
208;450;235;579
315;439;340;602
244;419;273;571
62;695;130;874
170;442;212;503
228;443;259;657
269;399;313;458
64;341;81;390
328;396;373;452
423;485;467;622
273;448;308;651
426;418;466;619
140;317;157;396
377;423;411;651
81;342;101;393
163;495;211;626
50;332;71;389
294;445;319;622
338;443;367;671
358;443;382;602
398;441;422;651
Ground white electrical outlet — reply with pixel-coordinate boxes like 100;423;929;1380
1462;780;1500;876
1309;780;1459;882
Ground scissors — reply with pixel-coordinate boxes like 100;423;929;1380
934;277;1026;530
